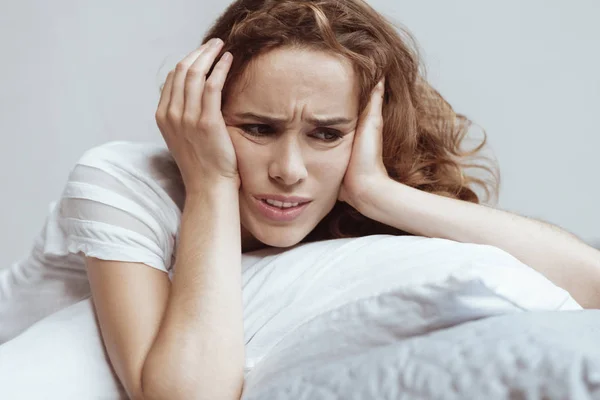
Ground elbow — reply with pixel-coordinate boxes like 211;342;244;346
127;374;148;400
139;362;168;400
139;357;164;400
140;340;246;400
140;362;245;400
584;249;600;309
589;262;600;310
564;245;600;310
140;349;191;400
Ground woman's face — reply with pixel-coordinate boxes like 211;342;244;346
222;47;360;252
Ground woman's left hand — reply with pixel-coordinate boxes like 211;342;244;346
337;78;390;212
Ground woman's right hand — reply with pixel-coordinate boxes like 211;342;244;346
155;38;239;194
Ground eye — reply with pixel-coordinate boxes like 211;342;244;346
312;130;343;142
241;124;273;137
241;124;343;143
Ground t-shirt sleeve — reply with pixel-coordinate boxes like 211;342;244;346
43;142;182;275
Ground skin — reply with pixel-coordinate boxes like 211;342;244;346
221;47;361;253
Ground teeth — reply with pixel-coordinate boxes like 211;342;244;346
264;199;300;208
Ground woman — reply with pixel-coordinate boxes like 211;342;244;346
1;0;599;399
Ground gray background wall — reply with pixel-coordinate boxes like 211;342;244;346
1;0;598;268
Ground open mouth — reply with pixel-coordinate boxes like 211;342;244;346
259;198;309;209
254;197;311;222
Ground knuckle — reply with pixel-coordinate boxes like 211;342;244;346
372;118;384;130
204;79;220;91
155;107;167;121
186;67;204;79
166;108;181;122
175;62;188;73
182;113;197;127
155;115;167;132
198;115;216;129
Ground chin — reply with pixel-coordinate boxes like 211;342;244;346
239;194;326;249
253;227;308;249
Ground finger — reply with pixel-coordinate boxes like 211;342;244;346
156;71;175;122
201;52;233;119
358;79;386;132
370;78;385;114
169;40;217;121
182;39;225;123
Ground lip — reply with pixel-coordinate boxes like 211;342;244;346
252;196;311;222
254;194;313;203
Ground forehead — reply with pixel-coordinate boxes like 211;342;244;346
224;47;359;116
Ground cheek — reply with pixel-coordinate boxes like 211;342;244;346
304;142;354;184
228;129;258;177
329;141;353;174
310;154;351;184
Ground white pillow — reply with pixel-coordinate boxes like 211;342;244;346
0;234;579;399
0;296;128;399
239;234;581;381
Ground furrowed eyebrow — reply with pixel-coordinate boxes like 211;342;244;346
234;112;354;126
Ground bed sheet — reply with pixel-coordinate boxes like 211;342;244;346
242;310;600;400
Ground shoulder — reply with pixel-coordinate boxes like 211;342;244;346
72;141;185;213
76;141;175;182
52;141;185;273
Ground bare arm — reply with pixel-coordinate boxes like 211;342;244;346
87;37;244;399
85;257;171;400
358;178;600;309
141;35;244;399
86;181;244;400
141;182;244;400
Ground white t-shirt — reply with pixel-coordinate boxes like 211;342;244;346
0;141;185;343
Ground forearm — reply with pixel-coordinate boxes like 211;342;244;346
143;181;245;400
361;178;600;309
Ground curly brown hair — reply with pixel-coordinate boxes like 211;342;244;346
200;0;500;242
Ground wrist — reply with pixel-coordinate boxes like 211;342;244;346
184;179;239;209
354;177;393;217
357;178;422;232
185;176;239;198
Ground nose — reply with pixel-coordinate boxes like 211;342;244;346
268;135;308;186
